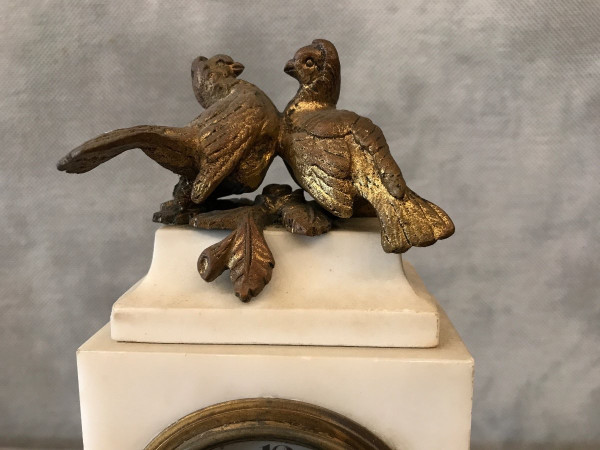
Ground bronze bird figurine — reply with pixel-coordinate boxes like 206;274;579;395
280;39;454;253
57;54;280;207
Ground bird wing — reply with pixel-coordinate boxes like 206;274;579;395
190;91;266;203
349;115;407;199
295;108;359;138
285;130;354;217
57;125;198;179
299;109;408;200
283;109;363;217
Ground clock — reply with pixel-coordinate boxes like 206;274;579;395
145;398;391;450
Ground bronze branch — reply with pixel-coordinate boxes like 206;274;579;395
189;184;331;302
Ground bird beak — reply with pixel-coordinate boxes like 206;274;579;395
284;59;297;77
231;62;245;77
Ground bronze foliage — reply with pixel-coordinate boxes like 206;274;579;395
191;184;331;302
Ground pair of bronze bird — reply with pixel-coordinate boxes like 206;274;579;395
58;39;454;301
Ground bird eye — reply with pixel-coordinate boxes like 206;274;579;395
305;58;314;68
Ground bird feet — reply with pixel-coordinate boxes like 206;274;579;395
153;199;204;225
153;176;255;225
253;184;332;236
153;176;199;224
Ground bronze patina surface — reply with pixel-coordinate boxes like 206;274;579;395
144;398;392;450
57;54;280;208
281;39;454;253
57;41;454;301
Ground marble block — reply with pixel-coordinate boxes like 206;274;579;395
77;309;473;450
110;220;440;347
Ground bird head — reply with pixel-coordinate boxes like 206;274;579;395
284;39;340;105
191;54;245;108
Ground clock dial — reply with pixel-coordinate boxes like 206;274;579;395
145;398;391;450
212;442;312;450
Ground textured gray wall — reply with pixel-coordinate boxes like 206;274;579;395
1;0;599;448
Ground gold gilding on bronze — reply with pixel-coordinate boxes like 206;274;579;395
280;39;454;253
57;40;454;301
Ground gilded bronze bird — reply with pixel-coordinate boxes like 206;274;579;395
57;54;280;206
280;39;454;253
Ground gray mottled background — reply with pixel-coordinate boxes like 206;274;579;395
1;0;599;448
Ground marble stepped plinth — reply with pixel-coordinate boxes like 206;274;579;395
110;220;441;348
78;309;473;450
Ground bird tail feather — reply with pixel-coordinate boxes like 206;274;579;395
349;136;454;254
378;189;455;253
56;125;195;177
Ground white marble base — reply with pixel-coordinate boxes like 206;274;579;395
79;309;473;450
110;221;440;347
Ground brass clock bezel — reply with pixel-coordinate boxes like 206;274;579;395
145;397;392;450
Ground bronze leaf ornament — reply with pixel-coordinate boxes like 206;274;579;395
190;184;332;302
